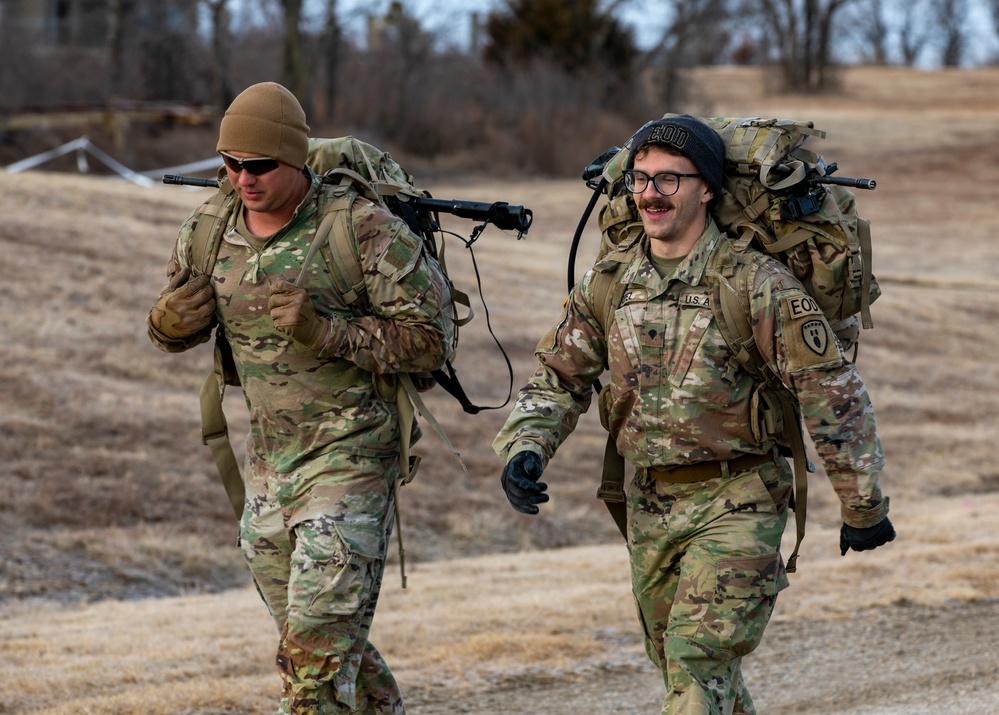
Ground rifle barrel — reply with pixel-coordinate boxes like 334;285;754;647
162;175;534;234
163;174;219;188
817;175;877;190
408;197;533;234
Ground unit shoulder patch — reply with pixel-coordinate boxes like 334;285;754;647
778;293;842;372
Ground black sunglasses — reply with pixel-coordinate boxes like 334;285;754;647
220;152;280;176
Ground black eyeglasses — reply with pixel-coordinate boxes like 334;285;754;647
623;170;702;196
220;152;280;176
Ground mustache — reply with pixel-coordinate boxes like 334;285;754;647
637;197;674;211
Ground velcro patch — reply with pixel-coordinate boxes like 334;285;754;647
681;291;711;308
785;294;823;320
779;294;841;371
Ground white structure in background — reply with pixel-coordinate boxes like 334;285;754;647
3;136;220;188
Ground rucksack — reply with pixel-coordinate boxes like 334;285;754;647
574;115;880;572
185;137;514;538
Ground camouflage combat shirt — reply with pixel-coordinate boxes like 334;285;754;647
494;220;888;528
150;170;448;472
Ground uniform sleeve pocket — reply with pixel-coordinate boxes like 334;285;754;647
375;222;422;282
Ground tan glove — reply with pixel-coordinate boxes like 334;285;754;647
150;268;215;339
268;279;332;351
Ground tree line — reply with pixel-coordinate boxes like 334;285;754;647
0;0;996;176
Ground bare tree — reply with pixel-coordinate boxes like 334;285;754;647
991;0;999;57
636;0;730;107
851;0;890;64
106;0;136;98
318;0;342;123
281;0;306;103
756;0;857;91
931;0;969;66
204;0;233;112
898;0;930;65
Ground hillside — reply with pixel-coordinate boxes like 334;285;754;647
2;65;999;714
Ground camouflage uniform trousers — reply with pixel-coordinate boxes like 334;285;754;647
626;456;793;715
240;449;405;715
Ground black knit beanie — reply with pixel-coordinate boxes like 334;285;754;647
626;115;725;199
216;82;310;169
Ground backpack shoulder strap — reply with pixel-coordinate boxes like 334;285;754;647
188;178;237;277
199;362;244;520
295;176;366;306
588;236;641;334
301;175;466;485
185;179;245;519
587;246;638;539
709;242;809;572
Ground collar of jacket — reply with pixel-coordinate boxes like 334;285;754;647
622;218;724;295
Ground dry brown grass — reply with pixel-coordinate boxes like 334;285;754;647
2;65;999;714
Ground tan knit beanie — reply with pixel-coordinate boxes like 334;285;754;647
216;82;310;168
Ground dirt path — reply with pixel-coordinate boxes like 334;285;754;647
403;599;999;714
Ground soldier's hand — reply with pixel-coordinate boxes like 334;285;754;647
268;279;331;350
501;452;549;515
150;268;215;339
840;517;896;556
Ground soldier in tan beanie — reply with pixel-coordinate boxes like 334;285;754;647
148;83;450;714
217;81;310;169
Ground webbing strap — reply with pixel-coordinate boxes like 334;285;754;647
189;179;236;276
398;373;466;476
390;373;467;590
392;476;409;589
778;390;808;573
757;224;815;255
858;217;875;329
597;433;628;539
760;158;807;190
714;250;808;572
392;378;419;590
198;371;244;521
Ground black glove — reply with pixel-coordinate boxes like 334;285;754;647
840;517;896;555
501;452;549;515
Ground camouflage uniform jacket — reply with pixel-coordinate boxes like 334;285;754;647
150;170;449;473
494;219;888;528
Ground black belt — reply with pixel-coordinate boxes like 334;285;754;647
647;452;774;484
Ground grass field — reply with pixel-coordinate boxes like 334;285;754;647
2;64;999;714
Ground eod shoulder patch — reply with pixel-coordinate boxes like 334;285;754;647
778;293;842;371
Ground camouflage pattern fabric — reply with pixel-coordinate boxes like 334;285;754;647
149;169;448;714
150;171;448;472
493;218;890;711
242;451;403;714
628;458;792;715
493;219;888;529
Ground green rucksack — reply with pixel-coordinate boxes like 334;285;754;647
182;138;532;548
574;115;880;572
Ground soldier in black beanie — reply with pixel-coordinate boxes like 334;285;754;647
627;114;727;203
494;111;893;714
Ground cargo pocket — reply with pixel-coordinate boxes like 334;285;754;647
297;512;385;618
694;552;783;657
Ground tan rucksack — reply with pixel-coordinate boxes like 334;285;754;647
187;138;474;529
576;115;880;572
